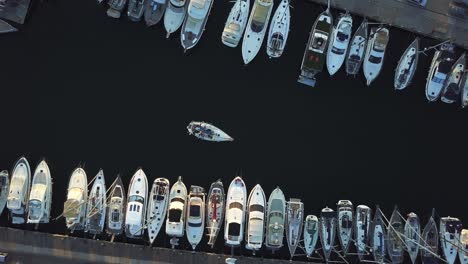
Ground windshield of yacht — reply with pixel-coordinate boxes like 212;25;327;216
369;55;382;64
251;4;269;33
337;31;348;42
128;195;144;204
228;23;240;32
228;222;241;237
169;208;182;222
249;204;264;213
332;46;345;55
111;208;120;222
229;202;243;210
190;204;201;217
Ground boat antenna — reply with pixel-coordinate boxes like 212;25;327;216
327;0;331;11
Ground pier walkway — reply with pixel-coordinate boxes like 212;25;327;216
307;0;468;49
0;227;307;264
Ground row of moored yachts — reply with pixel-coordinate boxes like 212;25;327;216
0;157;467;263
100;0;468;107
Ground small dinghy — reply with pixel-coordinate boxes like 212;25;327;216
355;205;372;260
180;0;215;51
285;198;303;259
266;0;289;58
460;229;468;264
387;206;405;264
7;157;31;224
370;207;386;263
147;178;170;245
326;13;353;76
221;0;250;48
345;18;368;76
106;176;126;236
163;0;187;38
394;38;420;90
303;215;319;258
404;212;421;264
425;43;456;102
441;52;466;104
319;207;336;261
166;176;187;239
297;9;333;87
337;200;353;255
107;0;128;18
85;170;107;235
144;0;168;26
421;210;439;264
224;176;247;247
187;121;233;142
127;0;146;22
264;187;286;252
27;160;52;224
245;184;266;253
440;216;463;264
0;170;10;215
186;186;205;250
125;169;148;238
241;0;274;64
363;26;389;86
63;167;88;231
206;179;225;248
461;72;468;108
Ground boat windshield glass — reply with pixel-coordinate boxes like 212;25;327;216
128;195;144;204
190;205;201;217
431;76;445;84
156;195;165;201
251;4;269;33
111;209;120;222
228;23;240;32
249;204;264;213
332;47;345;55
188;222;202;227
171;197;185;204
369;55;382;64
169;208;182;222
229;202;243;210
337;31;348;42
228;223;241;236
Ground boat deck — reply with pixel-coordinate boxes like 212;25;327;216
0;227;309;264
307;0;468;49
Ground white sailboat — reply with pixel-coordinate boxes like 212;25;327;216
345;18;368;76
363;26;389;86
187;121;233;142
264;187;286;251
285;198;303;259
404;212;421;264
394;38;420;90
180;0;214;51
124;168;148;238
337;200;353;255
224;176;247;247
354;205;371;260
440;52;466;104
63;167;88;231
245;184;266;253
186;185;205;250
326;13;353;76
206;179;225;248
421;210;438;264
221;0;250;48
303;215;319;258
147;178;170;245
163;0;188;38
166;176;187;238
27;160;52;224
370;207;386;263
440;216;462;264
266;0;289;58
7;157;31;224
320;207;336;261
85;170;107;235
106;176;126;236
241;0;274;64
0;170;9;215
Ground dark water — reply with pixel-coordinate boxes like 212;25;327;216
0;0;467;261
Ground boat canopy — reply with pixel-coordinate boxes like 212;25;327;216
228;222;241;236
189;204;201;217
229;201;243;210
169;208;183;222
249;204;264;213
251;3;270;33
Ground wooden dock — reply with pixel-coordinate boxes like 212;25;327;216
306;0;468;49
0;227;308;264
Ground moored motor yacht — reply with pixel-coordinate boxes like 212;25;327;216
245;184;266;253
264;187;286;251
186;185;205;250
127;0;145;22
106;175;126;236
425;43;456;102
144;0;168;26
459;229;468;264
124;168;148;238
163;0;187;38
7;157;31;224
363;26;389;86
27;160;52;224
63;167;88;231
180;0;214;51
221;0;250;48
326;13;353;76
107;0;128;18
166;176;187;238
440;52;466;104
0;170;9;215
224;176;247;247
